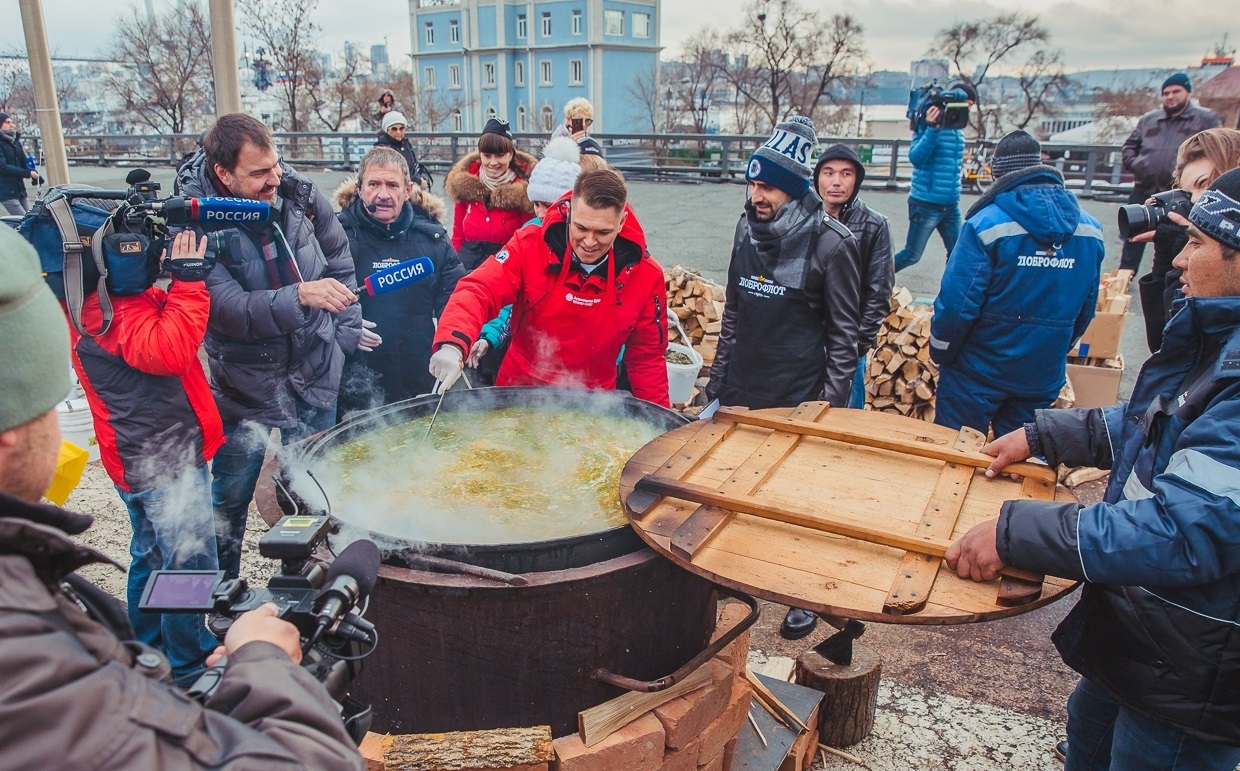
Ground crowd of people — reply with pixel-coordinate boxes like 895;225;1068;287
2;78;1240;769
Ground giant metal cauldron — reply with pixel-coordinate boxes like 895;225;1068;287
267;387;723;736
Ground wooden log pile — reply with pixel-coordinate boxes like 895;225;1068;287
664;266;725;411
864;288;938;422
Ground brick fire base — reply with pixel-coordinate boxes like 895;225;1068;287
363;603;754;771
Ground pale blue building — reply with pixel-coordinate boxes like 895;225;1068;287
408;0;661;134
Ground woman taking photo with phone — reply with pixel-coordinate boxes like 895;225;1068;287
445;118;538;270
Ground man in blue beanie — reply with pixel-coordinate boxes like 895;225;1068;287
1119;72;1221;272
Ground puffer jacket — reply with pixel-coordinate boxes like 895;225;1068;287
707;190;862;408
929;167;1104;395
997;295;1240;745
1122;104;1221;194
433;194;670;406
176;150;362;427
373;131;434;190
0;130;30;200
814;144;894;354
907;123;965;207
0;492;365;769
66;281;224;493
334;179;464;404
445;150;537;268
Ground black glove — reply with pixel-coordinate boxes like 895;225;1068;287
167;249;216;282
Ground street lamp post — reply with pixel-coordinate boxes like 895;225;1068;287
17;0;69;185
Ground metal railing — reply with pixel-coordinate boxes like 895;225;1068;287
27;131;1132;199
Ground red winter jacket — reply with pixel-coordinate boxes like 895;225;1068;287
434;196;670;407
445;151;537;252
65;280;224;493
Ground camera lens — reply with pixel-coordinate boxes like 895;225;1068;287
1117;204;1153;240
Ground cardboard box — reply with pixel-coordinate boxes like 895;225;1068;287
1066;355;1123;408
1069;312;1126;359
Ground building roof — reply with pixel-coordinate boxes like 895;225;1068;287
1198;66;1240;99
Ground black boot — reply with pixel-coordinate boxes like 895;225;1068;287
780;607;817;640
1054;740;1068;763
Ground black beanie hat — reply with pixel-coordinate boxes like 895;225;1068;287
991;130;1042;178
578;137;603;157
0;112;9;126
481;117;513;140
951;81;978;104
1162;72;1192;93
1188;167;1240;252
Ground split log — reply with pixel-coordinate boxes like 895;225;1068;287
863;288;938;422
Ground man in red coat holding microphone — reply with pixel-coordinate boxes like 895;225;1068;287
430;169;670;406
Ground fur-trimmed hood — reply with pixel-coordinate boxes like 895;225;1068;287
444;149;538;215
332;176;447;222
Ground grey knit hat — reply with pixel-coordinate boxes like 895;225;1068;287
746;116;817;197
0;226;71;432
991;130;1042;178
527;137;581;204
1188;167;1240;253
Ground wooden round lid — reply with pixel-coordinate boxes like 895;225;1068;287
621;402;1079;624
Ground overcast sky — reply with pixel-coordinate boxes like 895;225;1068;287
2;0;1233;74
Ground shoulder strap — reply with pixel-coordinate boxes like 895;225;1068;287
45;194;113;337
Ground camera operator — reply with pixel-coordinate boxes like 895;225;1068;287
0;226;364;770
893;81;977;272
1119;73;1221;274
1136;128;1240;353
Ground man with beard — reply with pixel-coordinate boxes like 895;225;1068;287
335;146;464;411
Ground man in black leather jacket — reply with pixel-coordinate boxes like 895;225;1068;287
814;144;894;408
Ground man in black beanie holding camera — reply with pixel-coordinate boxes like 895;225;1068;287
1120;72;1220;273
0;226;364;769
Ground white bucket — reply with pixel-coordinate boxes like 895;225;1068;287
666;342;704;405
57;399;99;462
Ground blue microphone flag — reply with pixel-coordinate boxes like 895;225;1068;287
363;256;435;296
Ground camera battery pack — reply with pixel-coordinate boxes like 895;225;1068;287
260;515;331;560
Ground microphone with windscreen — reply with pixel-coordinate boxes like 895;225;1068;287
363;256;435;296
312;539;381;640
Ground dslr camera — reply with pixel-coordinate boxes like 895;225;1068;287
140;515;379;745
908;81;972;131
1117;189;1193;240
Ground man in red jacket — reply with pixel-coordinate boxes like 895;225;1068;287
66;230;224;680
430;169;670;406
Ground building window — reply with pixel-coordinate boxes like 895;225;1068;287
541;105;555;132
450;109;463;132
514;60;525;86
604;10;623;36
449;19;459;44
539;60;552;85
448;64;460;89
424;66;436;90
569;59;583;85
517;105;528;132
540;12;551;37
633;12;650;39
482;62;496;88
516;14;526;39
571;10;582;35
424;22;434;46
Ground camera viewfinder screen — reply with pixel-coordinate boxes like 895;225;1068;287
140;570;223;611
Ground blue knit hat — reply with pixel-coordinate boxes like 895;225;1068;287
1162;72;1192;93
746;116;817;198
1188;167;1240;252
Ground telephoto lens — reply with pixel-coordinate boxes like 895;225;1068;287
1117;189;1193;240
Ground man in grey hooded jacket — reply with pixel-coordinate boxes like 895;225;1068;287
177;113;364;579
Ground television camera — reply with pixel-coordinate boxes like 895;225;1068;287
139;515;380;745
907;81;973;131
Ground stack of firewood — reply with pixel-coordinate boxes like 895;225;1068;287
664;266;725;408
864;288;938;422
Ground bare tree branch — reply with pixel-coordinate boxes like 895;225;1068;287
241;0;321;132
1014;49;1072;132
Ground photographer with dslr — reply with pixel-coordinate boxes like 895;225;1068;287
1119;73;1220;274
0;226;364;769
894;81;977;272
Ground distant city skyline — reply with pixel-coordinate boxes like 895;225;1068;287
1;0;1233;75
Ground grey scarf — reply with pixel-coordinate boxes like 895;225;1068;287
745;195;819;287
0;130;16;143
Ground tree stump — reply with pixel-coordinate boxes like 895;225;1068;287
793;643;882;748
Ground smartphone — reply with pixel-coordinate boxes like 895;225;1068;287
571;117;585;133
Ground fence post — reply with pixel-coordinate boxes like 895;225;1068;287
169;137;177;165
1082;147;1097;198
886;140;900;190
96;137;105;165
720;139;731;180
342;135;351;168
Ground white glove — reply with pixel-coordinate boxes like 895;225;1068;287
358;319;382;352
466;338;491;368
429;345;464;394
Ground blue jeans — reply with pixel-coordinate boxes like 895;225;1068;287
1065;677;1240;770
933;366;1058;438
116;465;218;679
894;198;962;272
211;398;336;579
848;353;867;409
